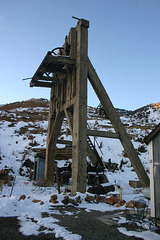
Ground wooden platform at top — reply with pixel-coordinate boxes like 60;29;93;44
30;52;76;88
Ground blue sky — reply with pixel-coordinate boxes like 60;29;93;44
0;0;160;110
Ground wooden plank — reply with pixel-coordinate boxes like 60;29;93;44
88;57;150;187
30;81;53;88
36;76;62;83
57;139;72;145
87;143;98;166
47;54;76;66
87;129;119;139
69;28;77;98
64;108;74;136
30;51;51;86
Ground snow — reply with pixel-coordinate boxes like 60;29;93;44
0;179;82;239
0;102;160;239
118;227;160;240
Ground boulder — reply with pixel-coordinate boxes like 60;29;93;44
116;200;126;207
106;196;118;205
126;200;136;208
50;194;57;200
19;194;26;201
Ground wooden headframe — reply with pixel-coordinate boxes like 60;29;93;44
30;19;149;194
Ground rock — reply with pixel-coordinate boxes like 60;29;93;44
40;201;44;205
19;194;26;201
126;200;136;208
62;196;69;205
28;135;34;141
49;194;58;204
49;199;58;204
32;199;41;203
85;194;95;203
0;195;6;198
50;194;57;200
129;180;142;188
22;159;34;169
72;199;79;206
88;184;105;194
76;196;82;204
116;200;126;207
95;195;106;203
135;201;147;209
106;196;118;205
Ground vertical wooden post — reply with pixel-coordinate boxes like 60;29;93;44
45;85;64;187
71;19;89;194
45;111;64;186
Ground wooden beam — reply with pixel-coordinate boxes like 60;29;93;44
45;111;64;186
88;57;150;188
47;54;76;66
42;66;68;74
30;81;53;88
87;129;119;139
57;139;72;145
60;97;76;112
71;19;89;194
64;110;103;168
64;108;74;136
36;76;62;83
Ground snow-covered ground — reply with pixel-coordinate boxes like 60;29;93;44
0;100;160;239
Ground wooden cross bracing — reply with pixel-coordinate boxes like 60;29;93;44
30;19;149;194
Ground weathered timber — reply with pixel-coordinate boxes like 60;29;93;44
57;139;72;145
71;19;89;194
87;142;101;166
30;81;53;88
30;18;149;193
33;146;72;160
64;108;74;136
45;111;64;186
30;53;75;87
46;54;76;66
36;76;62;82
87;129;119;139
64;107;103;168
87;57;149;187
55;162;60;194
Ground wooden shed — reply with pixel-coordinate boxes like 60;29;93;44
144;123;160;219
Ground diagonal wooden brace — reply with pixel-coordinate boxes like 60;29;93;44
87;57;150;187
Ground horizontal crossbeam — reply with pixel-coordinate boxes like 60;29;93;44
87;129;119;139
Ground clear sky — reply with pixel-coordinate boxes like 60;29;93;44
0;0;160;110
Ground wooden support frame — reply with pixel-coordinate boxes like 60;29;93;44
31;18;149;193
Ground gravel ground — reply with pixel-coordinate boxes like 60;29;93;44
0;206;147;240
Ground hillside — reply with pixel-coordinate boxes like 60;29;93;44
1;98;160;239
0;98;160;178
